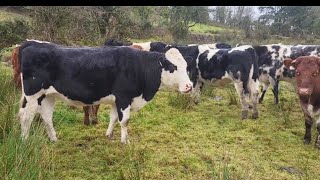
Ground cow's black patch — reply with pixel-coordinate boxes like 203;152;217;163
37;94;46;105
22;96;27;108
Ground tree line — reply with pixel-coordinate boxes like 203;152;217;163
1;6;320;49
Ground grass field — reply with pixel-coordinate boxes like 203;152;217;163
1;63;320;179
0;9;30;22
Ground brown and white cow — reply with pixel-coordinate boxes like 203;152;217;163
284;56;320;149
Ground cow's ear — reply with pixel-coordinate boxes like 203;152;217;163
159;57;177;73
284;58;295;68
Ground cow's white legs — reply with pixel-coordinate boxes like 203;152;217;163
234;82;249;119
193;80;203;104
316;119;320;148
106;104;118;140
119;105;131;144
39;96;57;142
259;82;269;103
19;96;39;140
250;79;260;119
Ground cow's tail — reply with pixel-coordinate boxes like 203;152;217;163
11;45;22;88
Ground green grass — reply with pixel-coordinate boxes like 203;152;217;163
0;10;30;22
189;23;241;35
0;64;55;179
1;64;320;179
189;23;226;34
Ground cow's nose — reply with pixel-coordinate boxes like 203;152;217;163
298;88;311;96
186;83;193;90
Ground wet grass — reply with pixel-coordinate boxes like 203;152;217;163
1;63;320;179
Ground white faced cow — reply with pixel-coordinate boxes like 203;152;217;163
18;40;193;144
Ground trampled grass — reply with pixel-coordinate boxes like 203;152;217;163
1;64;320;179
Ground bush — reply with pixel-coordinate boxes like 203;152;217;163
0;45;16;65
0;19;30;50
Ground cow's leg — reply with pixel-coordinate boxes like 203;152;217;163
83;106;90;126
193;80;203;104
299;99;313;144
250;80;260;119
315;119;320;149
259;82;269;103
106;104;118;140
19;96;39;140
39;96;57;142
115;98;131;144
271;77;280;104
118;105;131;144
90;105;100;125
304;115;313;144
234;82;249;119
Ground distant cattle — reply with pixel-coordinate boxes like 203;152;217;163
283;45;320;78
194;45;260;119
254;44;320;104
252;44;291;104
17;40;193;144
284;56;320;149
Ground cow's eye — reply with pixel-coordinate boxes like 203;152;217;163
296;71;300;76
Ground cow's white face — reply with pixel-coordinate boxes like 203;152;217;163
161;48;193;93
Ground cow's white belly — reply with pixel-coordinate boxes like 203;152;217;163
131;94;148;111
45;86;147;111
259;73;269;84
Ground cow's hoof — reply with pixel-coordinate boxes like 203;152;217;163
121;139;130;144
83;120;90;126
106;133;114;140
241;110;248;120
194;98;200;104
304;138;311;145
50;136;58;142
252;112;259;119
315;135;320;149
92;119;99;125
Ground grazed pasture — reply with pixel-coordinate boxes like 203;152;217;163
1;63;319;179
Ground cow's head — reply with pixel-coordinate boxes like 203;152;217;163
284;56;320;97
160;48;193;93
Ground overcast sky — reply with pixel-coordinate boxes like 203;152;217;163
209;6;261;20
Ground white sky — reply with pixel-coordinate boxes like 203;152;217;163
209;6;261;20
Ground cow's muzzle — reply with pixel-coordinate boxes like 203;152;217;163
181;83;193;94
298;88;312;96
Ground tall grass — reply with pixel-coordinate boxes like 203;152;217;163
0;64;55;179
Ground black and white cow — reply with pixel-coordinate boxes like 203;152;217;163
284;45;320;78
18;40;193;144
187;42;232;49
195;45;260;119
251;44;291;104
254;44;320;104
104;39;233;104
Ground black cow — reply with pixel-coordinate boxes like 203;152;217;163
18;40;193;144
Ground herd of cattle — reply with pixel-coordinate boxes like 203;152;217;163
9;38;320;148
